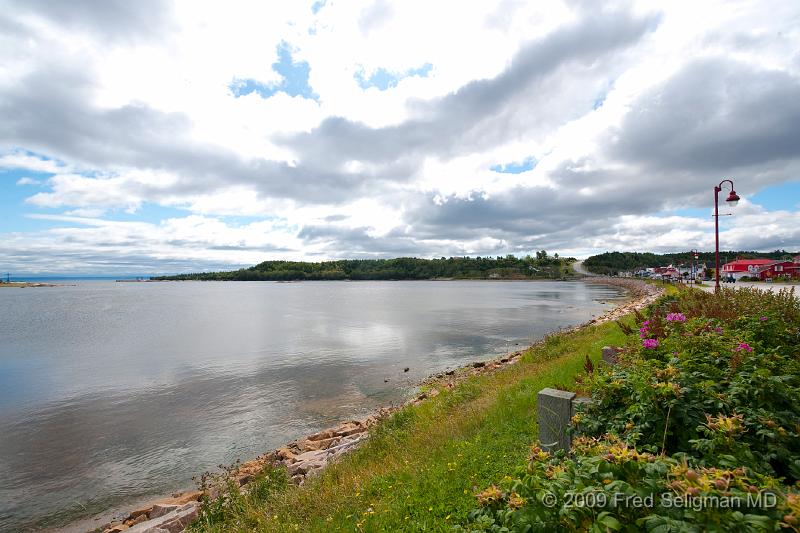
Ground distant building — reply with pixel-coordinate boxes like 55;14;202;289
754;260;800;280
653;266;681;280
720;259;775;280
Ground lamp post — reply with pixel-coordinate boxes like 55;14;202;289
714;179;740;292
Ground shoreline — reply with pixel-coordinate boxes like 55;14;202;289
71;278;661;533
0;281;64;288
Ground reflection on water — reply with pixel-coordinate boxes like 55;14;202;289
0;280;622;531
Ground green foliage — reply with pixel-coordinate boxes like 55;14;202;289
578;287;800;479
190;465;289;531
460;287;800;532
457;438;799;532
153;254;577;281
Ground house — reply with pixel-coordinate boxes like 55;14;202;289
676;263;707;280
720;259;775;280
755;260;800;280
653;266;681;280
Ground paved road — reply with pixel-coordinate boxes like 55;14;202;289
696;280;799;294
572;261;598;276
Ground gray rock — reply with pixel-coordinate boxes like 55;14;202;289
149;504;178;519
126;502;199;533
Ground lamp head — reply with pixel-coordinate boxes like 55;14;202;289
726;190;740;207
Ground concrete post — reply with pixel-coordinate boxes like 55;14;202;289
601;346;617;365
537;388;576;452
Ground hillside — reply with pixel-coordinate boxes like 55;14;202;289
153;254;576;281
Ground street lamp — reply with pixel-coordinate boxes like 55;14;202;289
690;250;699;283
714;179;740;292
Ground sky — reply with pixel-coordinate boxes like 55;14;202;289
1;0;799;275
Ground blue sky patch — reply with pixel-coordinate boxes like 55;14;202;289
1;168;65;232
229;41;318;101
355;63;433;91
749;180;800;211
490;156;538;174
593;93;607;110
311;0;326;14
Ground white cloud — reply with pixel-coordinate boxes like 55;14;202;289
1;0;799;272
1;151;72;174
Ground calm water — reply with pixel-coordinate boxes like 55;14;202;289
0;280;622;531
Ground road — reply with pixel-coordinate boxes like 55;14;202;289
570;261;798;295
572;261;598;276
696;280;799;294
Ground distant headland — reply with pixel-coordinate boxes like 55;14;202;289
152;252;576;281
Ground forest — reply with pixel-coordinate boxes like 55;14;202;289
153;252;575;281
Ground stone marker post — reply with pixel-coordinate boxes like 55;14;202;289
537;388;576;452
601;346;617;364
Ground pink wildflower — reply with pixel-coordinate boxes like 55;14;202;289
759;316;768;321
666;312;686;322
642;338;659;349
735;342;753;353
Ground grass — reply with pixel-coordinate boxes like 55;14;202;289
191;317;636;532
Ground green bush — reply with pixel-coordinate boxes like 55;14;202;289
456;438;800;532
459;287;800;532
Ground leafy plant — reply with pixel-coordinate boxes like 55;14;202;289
461;287;800;532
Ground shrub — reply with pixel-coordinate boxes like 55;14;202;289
460;287;800;532
456;437;799;532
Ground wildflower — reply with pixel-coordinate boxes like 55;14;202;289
643;320;650;326
706;413;747;436
666;312;686;322
476;485;503;505
715;326;723;334
735;342;753;353
529;445;550;462
639;328;649;339
642;338;659;349
508;493;525;509
760;316;768;321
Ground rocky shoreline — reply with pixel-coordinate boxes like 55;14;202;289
91;278;662;533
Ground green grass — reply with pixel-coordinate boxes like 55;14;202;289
191;317;635;532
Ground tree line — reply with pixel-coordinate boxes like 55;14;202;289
153;253;576;281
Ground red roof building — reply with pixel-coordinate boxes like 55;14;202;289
720;259;774;280
755;261;800;280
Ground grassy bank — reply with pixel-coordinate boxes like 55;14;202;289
190;315;635;532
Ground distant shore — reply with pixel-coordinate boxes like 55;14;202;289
0;281;61;288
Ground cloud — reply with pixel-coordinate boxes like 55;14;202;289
284;7;659;170
1;0;799;272
1;0;175;43
359;0;393;35
611;58;800;174
0;151;71;174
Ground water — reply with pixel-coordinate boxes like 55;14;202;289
0;280;622;531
